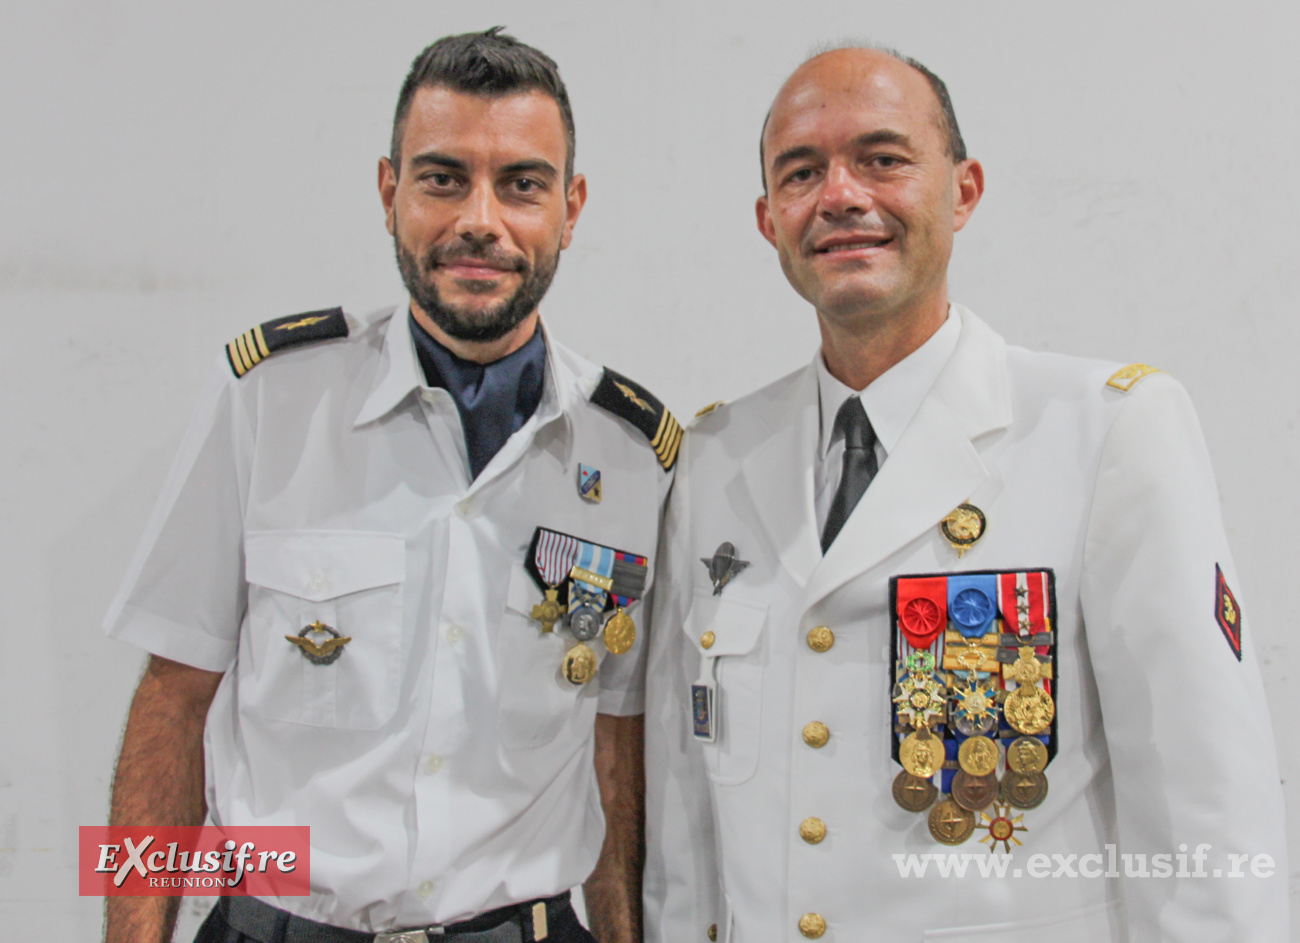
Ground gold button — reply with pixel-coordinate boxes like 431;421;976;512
799;817;827;844
700;630;716;650
707;925;718;942
806;626;835;653
799;913;827;938
802;721;830;748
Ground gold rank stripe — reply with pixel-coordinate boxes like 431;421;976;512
227;327;272;376
650;410;683;470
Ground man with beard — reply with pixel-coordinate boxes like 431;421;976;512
104;29;676;943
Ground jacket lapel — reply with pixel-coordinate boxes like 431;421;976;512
738;363;822;588
802;308;1014;608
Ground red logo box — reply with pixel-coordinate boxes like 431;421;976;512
79;826;310;896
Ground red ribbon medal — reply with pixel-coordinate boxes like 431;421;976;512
895;576;948;649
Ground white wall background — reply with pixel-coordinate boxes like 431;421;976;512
3;0;1298;938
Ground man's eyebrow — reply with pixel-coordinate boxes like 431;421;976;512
500;159;559;180
769;145;819;176
408;151;467;172
855;130;913;149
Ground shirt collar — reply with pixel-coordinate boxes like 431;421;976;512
354;303;578;431
816;307;961;459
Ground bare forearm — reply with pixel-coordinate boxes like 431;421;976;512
105;656;222;943
584;714;645;943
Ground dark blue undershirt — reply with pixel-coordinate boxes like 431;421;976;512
409;312;547;481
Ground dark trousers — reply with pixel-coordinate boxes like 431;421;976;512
194;896;598;943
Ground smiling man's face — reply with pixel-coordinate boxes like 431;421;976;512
757;49;978;333
380;86;585;345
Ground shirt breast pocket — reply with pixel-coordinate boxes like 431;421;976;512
241;531;405;730
683;590;768;786
497;566;593;750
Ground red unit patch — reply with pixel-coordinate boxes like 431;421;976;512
1215;564;1242;661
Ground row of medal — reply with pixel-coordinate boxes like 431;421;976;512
889;570;1058;851
525;526;648;686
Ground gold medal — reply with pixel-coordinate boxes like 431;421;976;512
939;503;986;557
1006;646;1051;684
1004;685;1055;735
892;770;938;812
1006;736;1048;774
957;735;999;777
952;771;999;812
979;802;1027;853
561;643;598;686
928;798;976;845
531;587;563;634
603;608;636;655
1000;770;1049;810
899;730;943;779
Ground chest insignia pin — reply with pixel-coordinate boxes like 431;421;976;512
285;621;352;665
940;503;987;557
701;542;750;596
578;464;602;504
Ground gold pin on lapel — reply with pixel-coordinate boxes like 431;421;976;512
940;504;986;558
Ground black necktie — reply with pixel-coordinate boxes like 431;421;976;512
821;395;879;552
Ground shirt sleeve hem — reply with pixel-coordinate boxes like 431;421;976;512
105;604;237;672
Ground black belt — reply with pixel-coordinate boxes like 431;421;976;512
220;892;569;943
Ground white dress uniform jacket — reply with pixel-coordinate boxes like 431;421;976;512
105;304;672;931
644;306;1287;943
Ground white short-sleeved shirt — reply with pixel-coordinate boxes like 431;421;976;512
105;304;672;931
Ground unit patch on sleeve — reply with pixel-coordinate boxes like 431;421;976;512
590;368;682;471
1215;564;1242;661
226;307;349;377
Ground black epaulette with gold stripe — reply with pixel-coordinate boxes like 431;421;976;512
590;368;682;471
226;307;349;377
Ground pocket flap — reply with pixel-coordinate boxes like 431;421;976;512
683;590;768;656
245;531;405;600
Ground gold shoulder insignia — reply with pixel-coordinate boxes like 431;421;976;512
591;368;681;471
226;307;348;377
614;381;655;413
694;401;725;418
1105;363;1162;392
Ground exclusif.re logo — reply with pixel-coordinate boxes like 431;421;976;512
79;826;310;896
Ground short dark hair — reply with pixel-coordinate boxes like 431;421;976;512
391;27;576;181
760;45;967;190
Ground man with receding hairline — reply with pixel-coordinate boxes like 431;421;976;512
644;45;1286;942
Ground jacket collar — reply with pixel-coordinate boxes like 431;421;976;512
739;305;1012;599
354;304;584;430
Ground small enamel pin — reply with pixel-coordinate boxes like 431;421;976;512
701;541;750;596
578;464;602;503
285;621;352;665
940;504;987;557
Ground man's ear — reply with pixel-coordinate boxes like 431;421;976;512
755;194;778;249
560;173;588;250
952;158;984;232
379;156;398;236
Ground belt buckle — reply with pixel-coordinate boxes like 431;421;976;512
375;933;435;943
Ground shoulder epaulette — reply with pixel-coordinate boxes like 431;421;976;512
590;368;682;471
226;307;349;377
1105;362;1163;392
